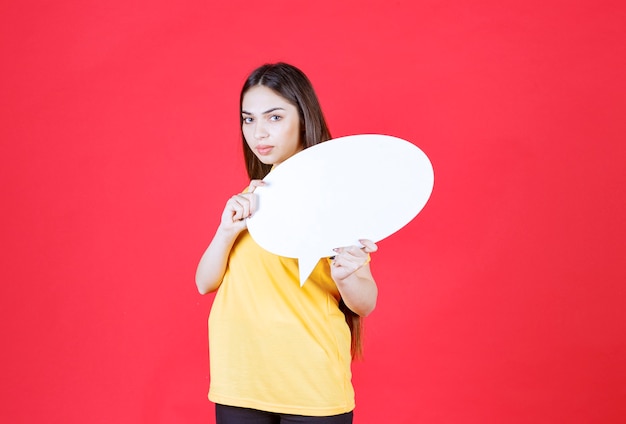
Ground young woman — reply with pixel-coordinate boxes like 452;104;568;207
195;63;379;424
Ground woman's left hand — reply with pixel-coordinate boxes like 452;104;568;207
330;239;378;281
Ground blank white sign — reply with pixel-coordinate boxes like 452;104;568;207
246;134;434;286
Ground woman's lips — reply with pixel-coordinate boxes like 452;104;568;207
256;145;273;155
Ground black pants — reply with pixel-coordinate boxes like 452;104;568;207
215;404;354;424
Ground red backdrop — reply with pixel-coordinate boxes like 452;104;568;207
2;1;625;423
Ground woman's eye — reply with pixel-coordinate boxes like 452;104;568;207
270;115;282;121
243;117;253;124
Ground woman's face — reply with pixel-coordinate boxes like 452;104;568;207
241;85;302;166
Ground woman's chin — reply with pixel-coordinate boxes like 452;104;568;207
256;156;274;165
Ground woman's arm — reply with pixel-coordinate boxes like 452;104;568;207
331;239;379;316
195;227;240;294
195;181;264;294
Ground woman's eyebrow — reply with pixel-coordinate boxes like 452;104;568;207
241;107;286;115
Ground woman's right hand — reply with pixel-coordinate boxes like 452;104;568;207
196;179;266;294
218;180;265;235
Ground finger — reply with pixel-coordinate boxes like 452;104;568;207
332;254;351;268
333;245;366;258
237;194;253;218
237;193;259;218
334;249;361;264
230;195;250;220
228;199;244;221
247;193;257;216
347;245;367;257
247;179;266;193
332;256;360;276
358;239;378;254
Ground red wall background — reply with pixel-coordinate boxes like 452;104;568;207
2;1;625;423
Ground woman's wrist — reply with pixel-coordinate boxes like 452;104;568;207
214;224;242;244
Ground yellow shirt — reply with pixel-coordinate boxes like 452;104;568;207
208;230;355;416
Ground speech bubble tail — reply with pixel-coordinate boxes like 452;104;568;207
298;257;320;287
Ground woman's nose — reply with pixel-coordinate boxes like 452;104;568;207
254;122;268;139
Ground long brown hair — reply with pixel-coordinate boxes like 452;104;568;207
239;62;364;358
239;62;331;179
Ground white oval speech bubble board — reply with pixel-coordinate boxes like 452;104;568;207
247;134;434;286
